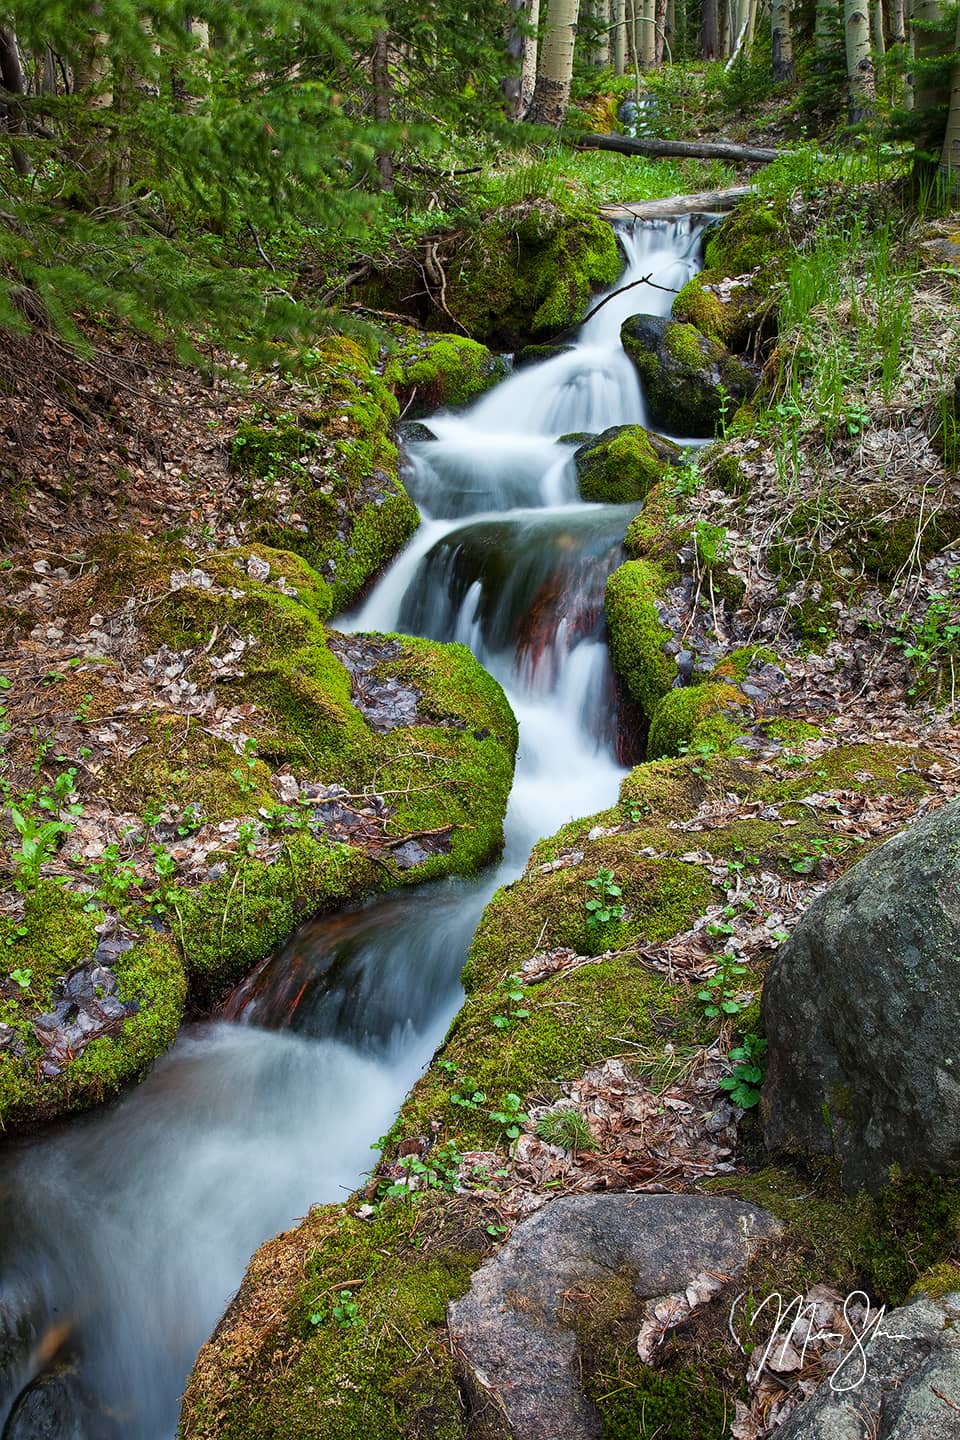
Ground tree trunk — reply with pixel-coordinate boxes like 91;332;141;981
593;0;611;63
871;0;886;53
725;0;755;68
371;30;393;190
938;1;960;189
639;0;657;63
844;0;876;121
771;0;795;78
602;183;755;217
890;0;906;42
576;130;779;159
815;0;839;51
655;0;669;62
912;0;947;155
0;24;29;176
719;0;731;53
527;0;580;126
504;0;540;118
613;0;628;70
702;0;719;57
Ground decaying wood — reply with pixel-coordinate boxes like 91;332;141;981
601;184;755;220
575;131;778;163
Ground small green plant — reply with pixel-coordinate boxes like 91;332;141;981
450;1083;487;1111
231;737;260;795
380;1141;463;1202
491;972;530;1031
85;844;139;912
789;836;830;875
6;765;84;894
9;967;32;991
534;1109;596;1152
149;845;180;917
488;1092;528;1141
719;1033;767;1109
698;953;750;1020
889;566;960;702
176;804;206;837
310;1290;360;1328
585;867;625;930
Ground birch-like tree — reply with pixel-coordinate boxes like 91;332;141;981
939;2;960;188
771;0;795;79
844;0;876;120
527;0;580;125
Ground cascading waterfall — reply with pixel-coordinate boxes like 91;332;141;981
0;216;705;1440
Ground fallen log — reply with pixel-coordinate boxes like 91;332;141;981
601;184;755;220
575;132;778;164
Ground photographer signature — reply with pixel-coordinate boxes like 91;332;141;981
729;1289;913;1393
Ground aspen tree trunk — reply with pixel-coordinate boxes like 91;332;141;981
871;0;886;52
702;0;719;57
725;0;755;69
614;0;628;71
655;0;670;62
719;0;731;54
938;0;960;188
771;0;795;77
815;0;840;51
745;0;759;46
640;0;657;63
504;0;540;118
890;0;906;43
371;30;393;190
844;0;876;120
527;0;580;126
593;0;611;63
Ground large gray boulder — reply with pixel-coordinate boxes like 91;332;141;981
620;313;756;437
772;1291;960;1440
761;798;960;1190
448;1192;778;1440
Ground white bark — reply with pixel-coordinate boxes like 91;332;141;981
613;0;627;71
844;0;875;120
527;0;580;126
771;0;795;77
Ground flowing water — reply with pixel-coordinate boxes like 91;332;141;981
0;216;705;1440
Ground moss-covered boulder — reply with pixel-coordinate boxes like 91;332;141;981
383;332;509;417
621;314;757;438
574;424;682;504
0;884;185;1131
229;338;418;611
605;559;675;722
671;198;789;351
646;681;748;761
1;538;518;1129
360;201;623;351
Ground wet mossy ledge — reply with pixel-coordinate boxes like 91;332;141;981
358;199;623;351
0;539;518;1132
180;738;960;1440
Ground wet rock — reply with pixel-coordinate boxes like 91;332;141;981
31;944;139;1081
573;424;681;504
762;796;960;1189
772;1292;960;1440
448;1192;778;1440
516;343;577;368
328;634;422;732
2;1355;109;1440
398;420;437;444
620;313;756;437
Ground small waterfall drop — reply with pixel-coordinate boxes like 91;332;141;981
0;216;705;1440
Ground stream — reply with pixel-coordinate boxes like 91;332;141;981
0;215;705;1440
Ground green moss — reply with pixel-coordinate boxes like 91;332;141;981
712;645;781;682
383;332;508;416
703;198;787;280
0;885;185;1129
664;320;712;371
605;560;675;722
365;202;623;351
672;273;728;342
575;425;680;504
646;683;747;761
711;450;749;496
908;1261;960;1300
228;340;418;611
762;718;822;743
623;484;688;564
621;317;756;438
181;1195;483;1440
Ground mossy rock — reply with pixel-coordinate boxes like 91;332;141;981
361;201;623;351
382;332;509;417
621;314;757;438
646;682;748;761
671;198;789;353
605;559;675;722
181;737;960;1436
228;338;417;611
623;482;689;564
0;884;185;1131
516;341;577;367
702;197;787;281
574;424;681;504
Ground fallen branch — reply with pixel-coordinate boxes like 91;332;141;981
574;132;778;164
601;185;755;220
